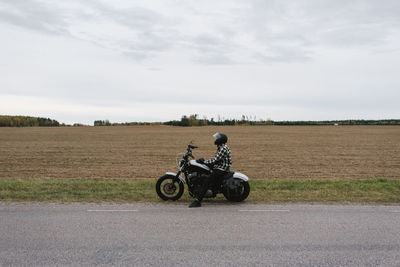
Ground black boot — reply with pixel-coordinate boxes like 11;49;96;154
189;199;201;208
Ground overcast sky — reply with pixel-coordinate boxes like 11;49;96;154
1;0;399;124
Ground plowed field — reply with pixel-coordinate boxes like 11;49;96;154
1;126;399;179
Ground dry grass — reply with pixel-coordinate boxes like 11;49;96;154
1;125;400;180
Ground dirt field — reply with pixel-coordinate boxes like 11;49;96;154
1;126;399;180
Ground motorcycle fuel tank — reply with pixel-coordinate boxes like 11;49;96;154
188;160;211;173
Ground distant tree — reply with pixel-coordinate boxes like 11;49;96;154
0;116;60;127
94;120;112;126
189;114;199;126
180;115;190;127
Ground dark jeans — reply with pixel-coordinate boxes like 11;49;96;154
196;169;227;201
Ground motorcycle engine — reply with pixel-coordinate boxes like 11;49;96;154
188;172;209;185
188;172;210;197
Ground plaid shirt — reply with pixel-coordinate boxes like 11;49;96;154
205;143;232;171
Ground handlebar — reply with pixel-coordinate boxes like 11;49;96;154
185;144;198;159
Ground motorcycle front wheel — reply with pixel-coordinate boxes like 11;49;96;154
223;179;250;202
156;174;184;201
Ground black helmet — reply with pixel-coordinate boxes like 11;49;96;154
213;132;228;145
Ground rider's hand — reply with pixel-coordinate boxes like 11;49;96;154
196;158;205;164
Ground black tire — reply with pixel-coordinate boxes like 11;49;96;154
223;179;250;202
156;174;184;201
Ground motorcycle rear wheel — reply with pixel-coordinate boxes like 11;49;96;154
156;174;184;201
223;179;250;202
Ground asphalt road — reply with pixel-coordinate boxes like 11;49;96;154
1;202;400;266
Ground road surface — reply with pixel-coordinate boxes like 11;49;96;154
1;202;400;266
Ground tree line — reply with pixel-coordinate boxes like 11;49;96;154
163;115;400;127
163;114;273;126
272;119;400;126
1;114;399;127
0;115;60;127
94;120;163;126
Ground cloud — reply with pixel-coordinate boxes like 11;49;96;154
1;0;399;65
86;2;178;60
1;0;400;123
0;0;70;35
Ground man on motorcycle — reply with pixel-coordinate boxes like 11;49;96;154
189;132;232;208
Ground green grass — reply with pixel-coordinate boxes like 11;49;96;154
250;178;400;203
0;178;399;203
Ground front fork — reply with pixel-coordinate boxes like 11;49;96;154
174;170;187;185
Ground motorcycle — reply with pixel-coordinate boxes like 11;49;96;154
156;142;250;202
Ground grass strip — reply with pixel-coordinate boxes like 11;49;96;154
250;178;400;203
0;178;399;203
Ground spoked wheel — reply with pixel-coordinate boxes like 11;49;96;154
156;174;184;201
223;178;250;202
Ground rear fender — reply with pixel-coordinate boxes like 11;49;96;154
165;172;186;184
232;172;249;182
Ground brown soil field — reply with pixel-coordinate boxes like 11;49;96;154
1;126;399;180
